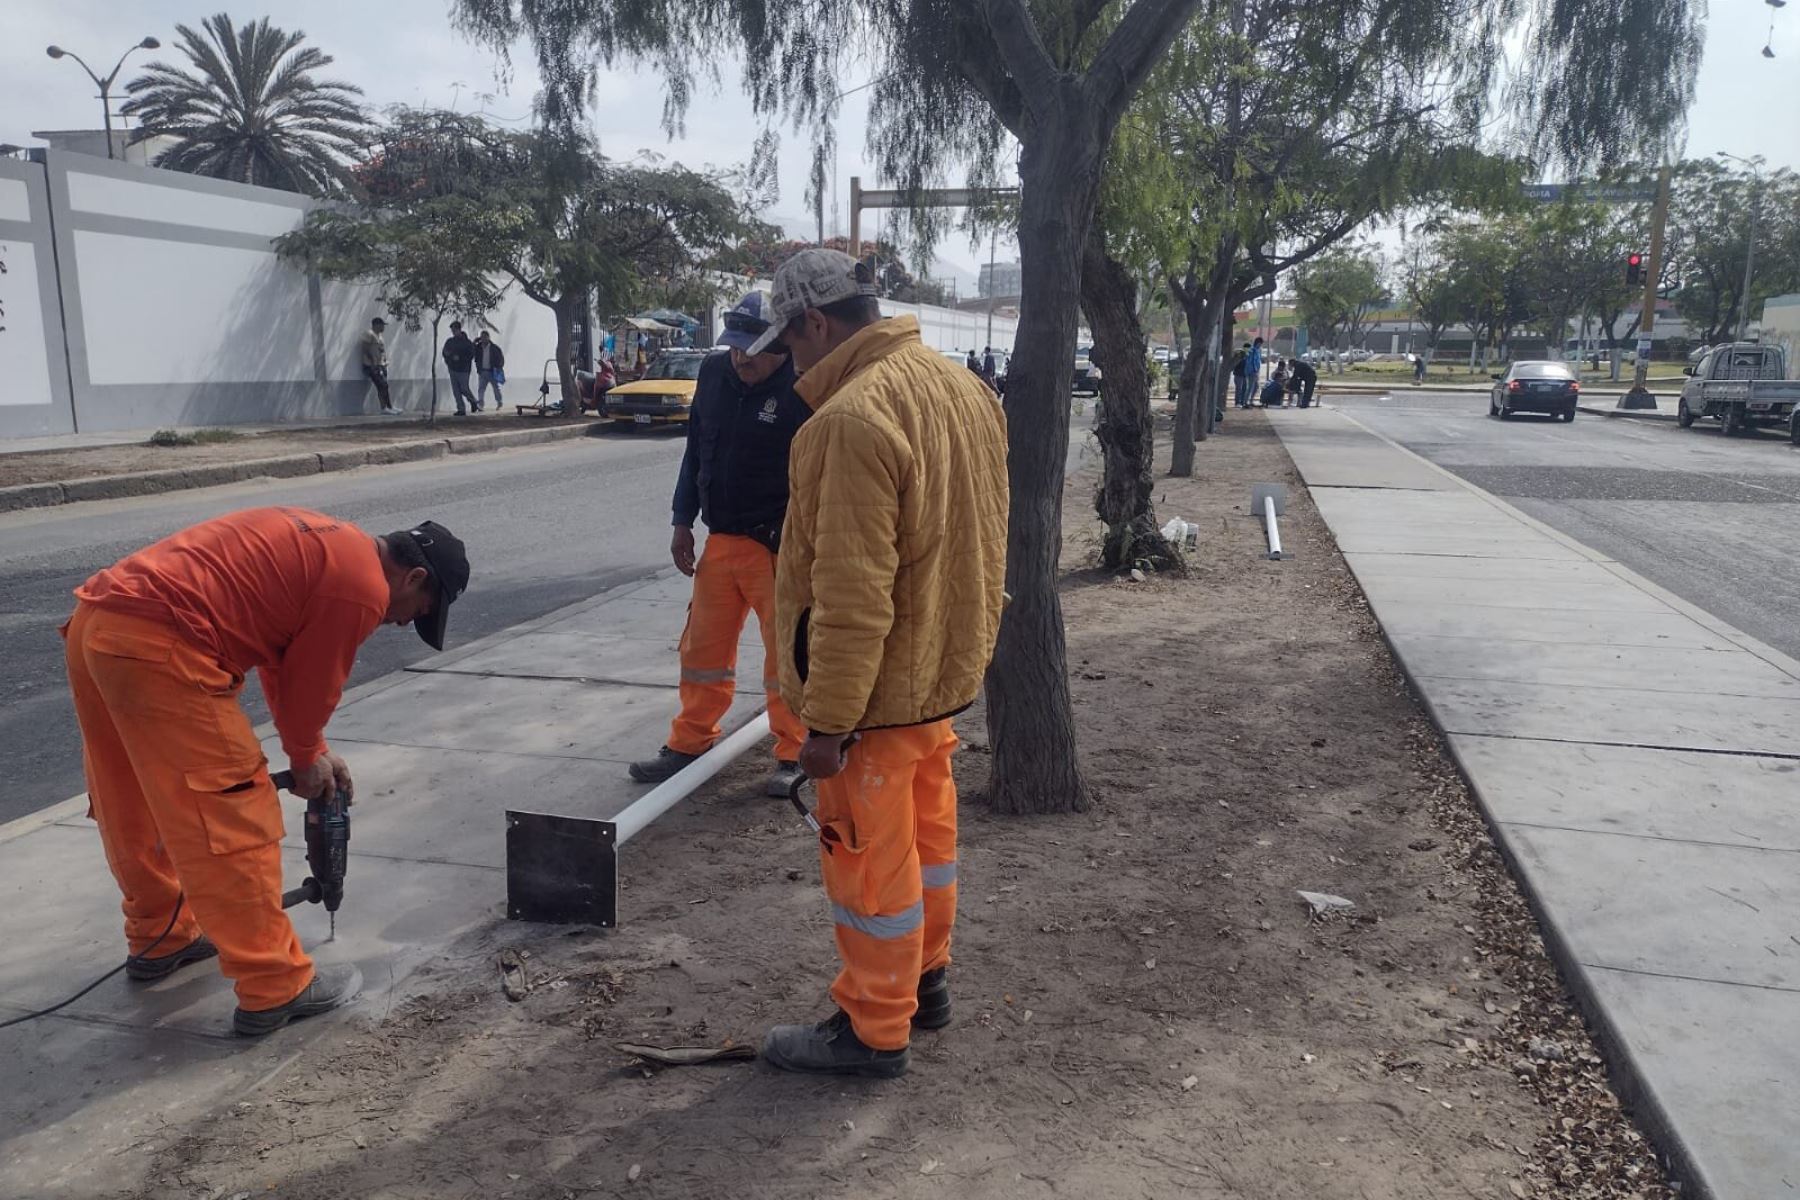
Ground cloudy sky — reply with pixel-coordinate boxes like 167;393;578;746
4;0;1795;280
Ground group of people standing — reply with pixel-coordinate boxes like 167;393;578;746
352;317;509;416
66;249;1011;1081
1230;336;1318;409
962;346;1003;392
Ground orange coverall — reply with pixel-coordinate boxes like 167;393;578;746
814;720;960;1050
63;507;386;1011
667;533;806;762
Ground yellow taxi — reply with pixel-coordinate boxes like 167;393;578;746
601;350;711;428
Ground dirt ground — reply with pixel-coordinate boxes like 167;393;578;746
0;416;579;488
122;414;1673;1200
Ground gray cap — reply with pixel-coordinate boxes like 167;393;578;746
745;248;879;355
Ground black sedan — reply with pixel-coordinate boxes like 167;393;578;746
1490;361;1579;422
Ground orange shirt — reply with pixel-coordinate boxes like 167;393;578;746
76;507;388;770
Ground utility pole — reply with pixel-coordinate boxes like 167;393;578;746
1622;164;1673;409
985;228;997;350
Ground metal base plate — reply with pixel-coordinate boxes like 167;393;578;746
1251;482;1288;515
505;810;618;927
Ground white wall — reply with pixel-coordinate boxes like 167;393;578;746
0;156;74;436
34;152;570;431
889;299;1017;355
0;237;56;408
75;232;318;386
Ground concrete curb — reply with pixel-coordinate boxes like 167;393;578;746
0;422;599;514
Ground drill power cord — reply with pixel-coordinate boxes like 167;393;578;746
0;894;187;1030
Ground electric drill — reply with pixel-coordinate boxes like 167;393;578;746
271;768;351;938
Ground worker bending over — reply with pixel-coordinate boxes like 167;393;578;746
629;291;811;796
745;249;1011;1077
63;507;468;1036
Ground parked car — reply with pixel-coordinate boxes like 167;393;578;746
600;349;710;428
1489;360;1579;422
1073;346;1103;396
1677;343;1800;438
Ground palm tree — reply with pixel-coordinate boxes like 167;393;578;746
121;13;369;196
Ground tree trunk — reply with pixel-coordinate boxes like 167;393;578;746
1081;228;1181;575
428;313;442;427
552;293;583;419
983;96;1098;818
1169;243;1234;472
1210;308;1233;428
1169;328;1202;475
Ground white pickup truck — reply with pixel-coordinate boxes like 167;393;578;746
1676;343;1800;438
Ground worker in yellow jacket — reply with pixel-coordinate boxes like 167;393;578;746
742;248;1010;1077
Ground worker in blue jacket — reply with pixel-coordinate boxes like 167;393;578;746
629;292;812;796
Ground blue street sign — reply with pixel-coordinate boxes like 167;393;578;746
1523;182;1658;203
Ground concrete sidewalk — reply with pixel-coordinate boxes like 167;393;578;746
0;569;766;1198
1270;407;1800;1200
0;410;512;457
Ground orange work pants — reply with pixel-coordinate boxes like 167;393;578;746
62;602;313;1011
814;720;959;1051
668;534;806;762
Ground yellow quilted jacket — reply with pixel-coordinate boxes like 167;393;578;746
777;315;1010;735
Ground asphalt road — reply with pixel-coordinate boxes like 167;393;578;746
0;411;1098;825
1331;389;1800;665
0;431;687;824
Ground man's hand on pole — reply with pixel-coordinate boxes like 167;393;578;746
671;526;698;577
798;732;857;781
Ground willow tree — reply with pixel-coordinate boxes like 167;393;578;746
1086;0;1700;474
453;0;1701;813
456;0;1207;814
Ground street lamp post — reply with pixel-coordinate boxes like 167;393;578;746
1717;152;1764;343
45;36;161;161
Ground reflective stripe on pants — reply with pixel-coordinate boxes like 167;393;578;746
815;720;959;1050
63;603;313;1011
668;534;805;761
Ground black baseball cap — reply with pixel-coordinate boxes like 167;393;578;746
398;521;469;650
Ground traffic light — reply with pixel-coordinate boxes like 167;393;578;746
1626;253;1644;286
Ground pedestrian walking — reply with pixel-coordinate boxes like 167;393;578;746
744;248;1010;1078
628;292;811;797
1232;342;1252;407
982;345;997;382
474;331;506;412
443;322;477;415
360;318;395;413
1411;351;1427;385
63;507;468;1035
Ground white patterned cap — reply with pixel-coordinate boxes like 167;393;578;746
745;248;880;355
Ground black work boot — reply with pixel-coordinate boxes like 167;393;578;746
914;967;951;1030
762;1009;909;1078
765;760;804;798
233;964;363;1037
628;746;701;784
125;934;218;982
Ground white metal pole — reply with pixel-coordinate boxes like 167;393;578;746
611;712;771;845
1263;495;1283;560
